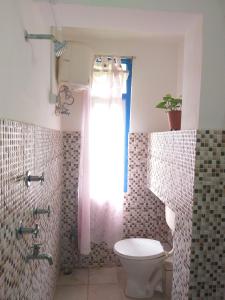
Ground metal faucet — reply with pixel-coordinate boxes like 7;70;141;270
33;205;50;218
16;222;39;239
24;171;44;187
26;243;53;265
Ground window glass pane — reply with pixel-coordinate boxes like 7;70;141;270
121;64;127;94
121;64;127;71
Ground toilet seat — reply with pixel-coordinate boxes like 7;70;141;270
114;238;165;260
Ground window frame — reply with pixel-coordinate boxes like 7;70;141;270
121;58;132;193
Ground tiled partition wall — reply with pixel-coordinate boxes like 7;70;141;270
0;120;63;300
60;132;171;270
148;130;197;299
189;130;225;300
147;130;225;300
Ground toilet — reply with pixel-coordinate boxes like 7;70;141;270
114;205;175;299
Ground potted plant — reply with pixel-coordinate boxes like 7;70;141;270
155;94;182;130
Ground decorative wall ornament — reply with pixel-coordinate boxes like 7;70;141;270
55;84;75;115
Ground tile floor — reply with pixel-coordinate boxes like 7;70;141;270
54;267;167;300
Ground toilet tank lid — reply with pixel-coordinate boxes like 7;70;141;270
114;238;165;260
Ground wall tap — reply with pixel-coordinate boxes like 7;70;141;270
24;171;44;187
16;222;39;239
26;243;53;265
33;205;50;218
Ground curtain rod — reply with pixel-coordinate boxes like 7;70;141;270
95;54;136;60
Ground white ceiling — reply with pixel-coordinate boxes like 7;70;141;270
35;0;206;12
37;1;201;39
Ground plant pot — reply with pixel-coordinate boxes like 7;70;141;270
167;111;181;130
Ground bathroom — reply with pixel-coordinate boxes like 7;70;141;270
1;1;225;300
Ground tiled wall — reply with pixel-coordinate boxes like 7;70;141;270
189;130;225;300
124;133;171;243
60;132;171;270
147;130;197;300
60;131;80;269
148;130;225;300
2;122;222;299
0;120;63;300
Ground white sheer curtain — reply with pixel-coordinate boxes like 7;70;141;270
78;57;127;255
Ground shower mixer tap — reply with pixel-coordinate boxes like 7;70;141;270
16;222;39;240
33;205;51;218
24;171;44;187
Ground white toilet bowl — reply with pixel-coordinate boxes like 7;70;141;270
114;206;175;299
114;238;166;299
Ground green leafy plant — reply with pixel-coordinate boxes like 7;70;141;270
155;94;182;111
